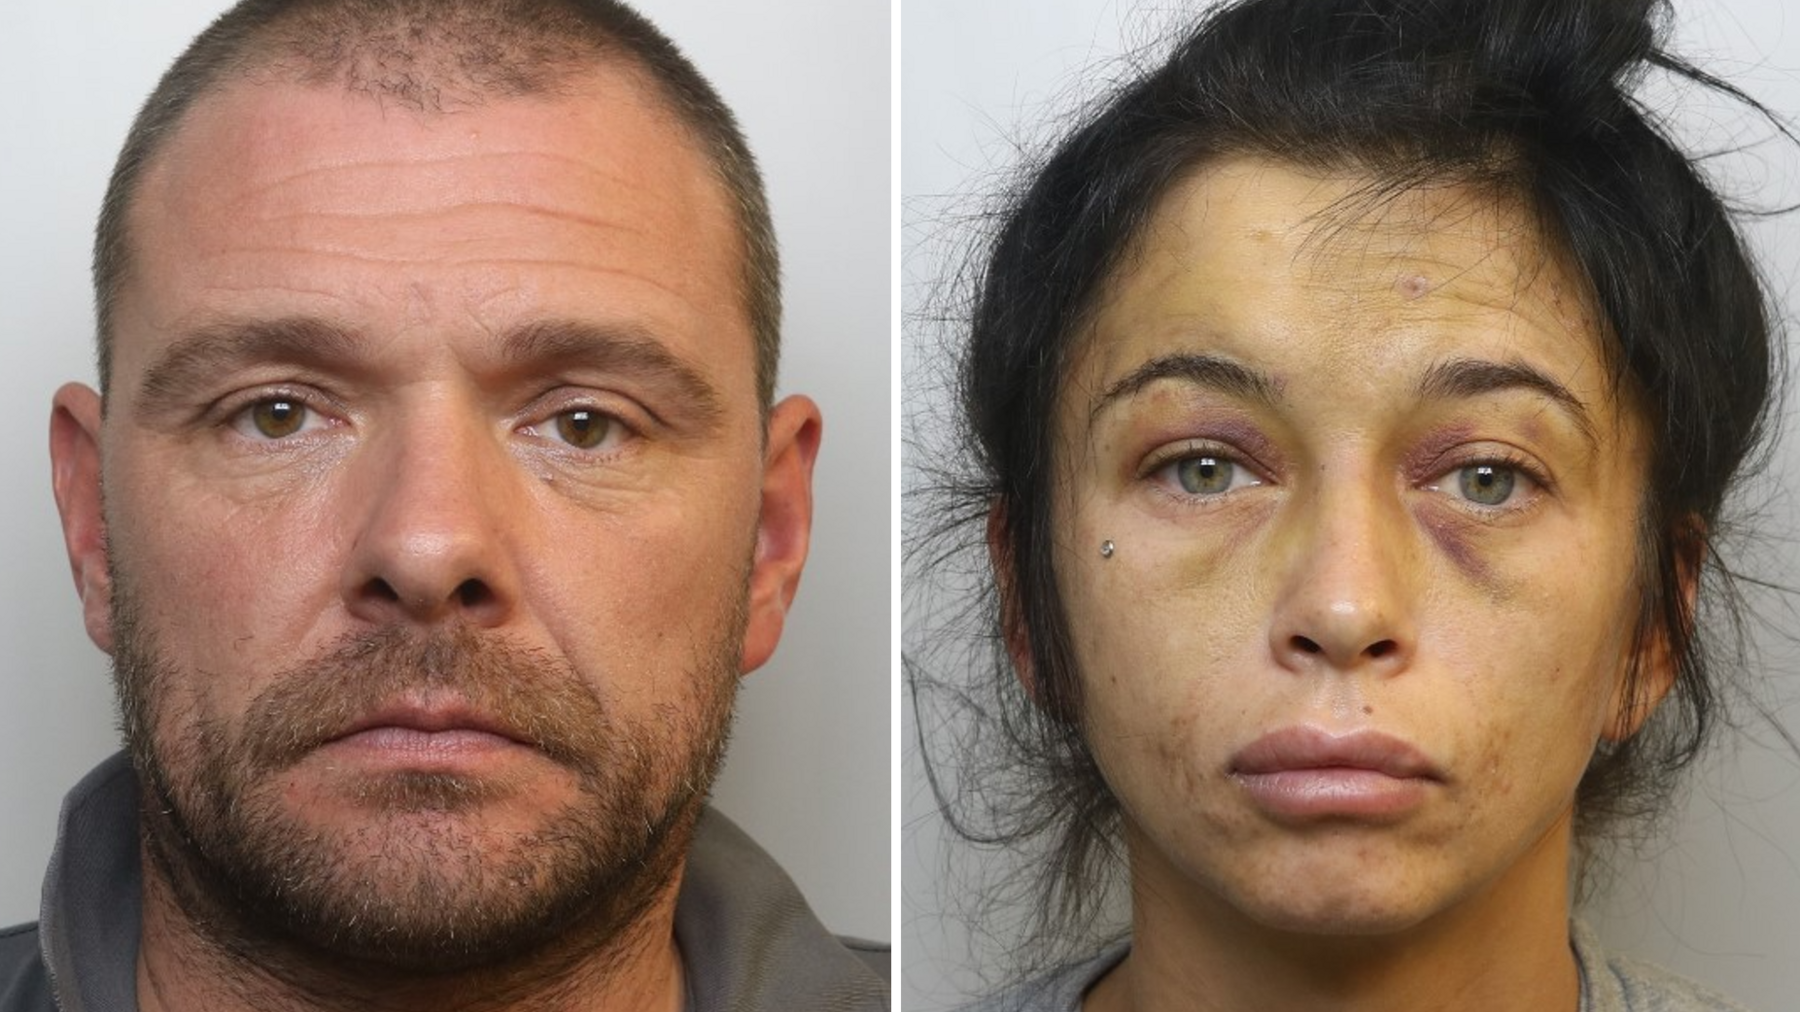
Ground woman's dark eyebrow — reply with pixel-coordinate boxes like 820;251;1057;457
1416;357;1598;449
1092;352;1282;427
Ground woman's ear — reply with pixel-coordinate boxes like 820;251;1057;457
987;502;1037;696
1604;520;1704;742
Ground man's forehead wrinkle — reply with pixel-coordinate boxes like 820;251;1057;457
223;148;655;209
172;243;696;307
471;260;709;309
252;203;655;245
162;76;706;205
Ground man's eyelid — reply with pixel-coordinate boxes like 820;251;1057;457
208;377;348;420
522;381;658;426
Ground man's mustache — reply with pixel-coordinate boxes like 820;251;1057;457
234;624;612;781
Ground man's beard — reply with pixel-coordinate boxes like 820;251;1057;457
110;585;742;977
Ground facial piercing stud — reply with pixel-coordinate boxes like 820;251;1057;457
1100;540;1115;559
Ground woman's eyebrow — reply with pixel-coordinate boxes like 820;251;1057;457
1092;352;1282;428
1416;357;1598;450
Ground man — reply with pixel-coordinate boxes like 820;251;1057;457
0;1;889;1009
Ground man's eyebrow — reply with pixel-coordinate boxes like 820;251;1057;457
138;317;362;406
1416;357;1598;448
135;316;725;426
1092;352;1282;426
500;320;722;426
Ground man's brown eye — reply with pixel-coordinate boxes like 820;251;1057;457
555;409;611;449
250;399;307;439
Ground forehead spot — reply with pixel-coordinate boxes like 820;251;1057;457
1396;273;1433;300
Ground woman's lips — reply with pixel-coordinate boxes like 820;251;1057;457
1229;727;1444;823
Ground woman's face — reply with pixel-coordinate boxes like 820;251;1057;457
1050;156;1659;935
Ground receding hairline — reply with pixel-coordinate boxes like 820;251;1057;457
94;0;781;409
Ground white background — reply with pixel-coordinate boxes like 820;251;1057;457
904;0;1800;1008
0;0;889;944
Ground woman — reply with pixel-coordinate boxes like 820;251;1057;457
905;0;1789;1008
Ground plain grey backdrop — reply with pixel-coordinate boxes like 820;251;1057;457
904;0;1800;1008
0;0;889;944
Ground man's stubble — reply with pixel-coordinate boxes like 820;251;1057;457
107;552;745;979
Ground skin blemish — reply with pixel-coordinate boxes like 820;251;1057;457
1396;273;1433;300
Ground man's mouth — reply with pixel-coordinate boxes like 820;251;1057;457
330;696;531;745
315;694;543;769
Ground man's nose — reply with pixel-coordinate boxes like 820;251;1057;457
1266;478;1418;676
339;408;519;628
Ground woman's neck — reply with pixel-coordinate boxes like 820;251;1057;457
1087;816;1581;1012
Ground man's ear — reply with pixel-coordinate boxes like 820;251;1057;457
987;502;1037;696
1603;523;1704;742
738;395;823;674
50;383;114;654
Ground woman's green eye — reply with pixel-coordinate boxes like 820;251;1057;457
250;399;307;439
555;409;612;449
1458;464;1516;506
1176;456;1236;495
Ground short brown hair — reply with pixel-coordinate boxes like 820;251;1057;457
93;0;781;407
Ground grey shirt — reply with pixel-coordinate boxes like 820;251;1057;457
957;920;1750;1012
0;753;889;1012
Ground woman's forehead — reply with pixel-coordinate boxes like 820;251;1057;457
1067;156;1621;419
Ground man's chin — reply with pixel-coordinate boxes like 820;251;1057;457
143;763;694;975
109;618;745;974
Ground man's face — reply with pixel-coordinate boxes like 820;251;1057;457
51;66;818;968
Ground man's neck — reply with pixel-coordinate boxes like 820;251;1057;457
133;850;689;1012
1085;818;1581;1012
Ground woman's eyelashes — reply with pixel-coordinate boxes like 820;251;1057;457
1141;435;1550;514
1146;442;1267;500
1423;456;1546;512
